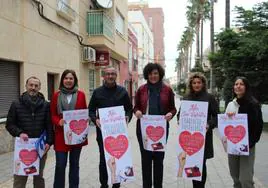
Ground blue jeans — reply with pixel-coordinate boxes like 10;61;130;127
53;148;82;188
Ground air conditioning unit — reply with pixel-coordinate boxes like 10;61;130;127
83;47;96;62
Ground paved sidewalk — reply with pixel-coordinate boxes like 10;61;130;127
0;119;266;188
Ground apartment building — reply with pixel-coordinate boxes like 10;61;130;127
129;1;165;68
128;10;154;86
0;0;129;153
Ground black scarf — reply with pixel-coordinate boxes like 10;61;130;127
22;92;44;112
147;81;162;115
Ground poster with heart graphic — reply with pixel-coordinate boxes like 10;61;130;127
13;137;40;176
63;109;89;145
99;106;135;185
218;114;249;156
177;100;208;181
140;115;166;152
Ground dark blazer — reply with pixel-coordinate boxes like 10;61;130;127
177;91;219;159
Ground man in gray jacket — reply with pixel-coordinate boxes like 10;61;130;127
6;76;53;188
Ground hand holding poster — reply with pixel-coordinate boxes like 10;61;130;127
14;138;40;176
218;114;249;155
140;115;166;152
63;109;89;145
177;101;208;181
99;106;134;185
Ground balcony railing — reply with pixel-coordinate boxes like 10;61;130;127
87;11;114;40
56;0;76;22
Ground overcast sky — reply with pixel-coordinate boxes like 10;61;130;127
128;0;265;78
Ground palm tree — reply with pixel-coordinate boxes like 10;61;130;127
200;1;211;64
176;26;195;80
186;0;211;65
176;0;211;80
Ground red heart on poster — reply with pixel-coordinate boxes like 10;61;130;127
146;125;165;142
19;149;38;166
224;125;246;144
69;119;88;135
104;135;128;159
179;131;204;156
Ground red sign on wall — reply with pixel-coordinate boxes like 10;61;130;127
95;51;110;66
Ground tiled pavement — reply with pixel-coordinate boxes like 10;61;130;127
0;99;267;188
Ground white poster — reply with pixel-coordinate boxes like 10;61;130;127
99;106;134;185
218;114;249;156
63;109;89;145
14;138;40;176
140;115;166;152
177;101;208;181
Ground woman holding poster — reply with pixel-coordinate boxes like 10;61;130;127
134;63;177;188
177;72;218;188
225;77;263;188
50;69;88;188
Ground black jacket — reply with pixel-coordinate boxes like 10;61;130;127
6;92;53;145
177;91;219;159
88;84;133;140
236;97;263;148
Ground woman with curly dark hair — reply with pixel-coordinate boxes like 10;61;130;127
225;77;263;188
134;63;177;188
177;72;219;188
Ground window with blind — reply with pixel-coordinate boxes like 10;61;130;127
0;61;20;118
115;10;125;35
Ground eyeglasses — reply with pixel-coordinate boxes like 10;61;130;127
105;72;117;76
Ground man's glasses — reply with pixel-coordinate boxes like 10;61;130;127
105;72;117;76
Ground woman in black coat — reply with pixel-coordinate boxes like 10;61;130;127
225;77;263;188
177;72;219;188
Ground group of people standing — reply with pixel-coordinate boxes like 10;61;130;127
5;63;263;188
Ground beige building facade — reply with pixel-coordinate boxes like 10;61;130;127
86;0;129;88
0;0;129;153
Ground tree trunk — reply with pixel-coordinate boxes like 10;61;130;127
226;0;230;28
195;19;200;65
201;19;204;65
185;47;189;74
210;0;215;92
189;42;193;71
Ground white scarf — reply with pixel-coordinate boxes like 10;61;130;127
225;98;240;114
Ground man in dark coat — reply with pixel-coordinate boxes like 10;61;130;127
88;67;133;188
6;76;53;188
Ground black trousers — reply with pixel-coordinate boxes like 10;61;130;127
136;124;169;188
192;159;207;188
97;128;120;188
